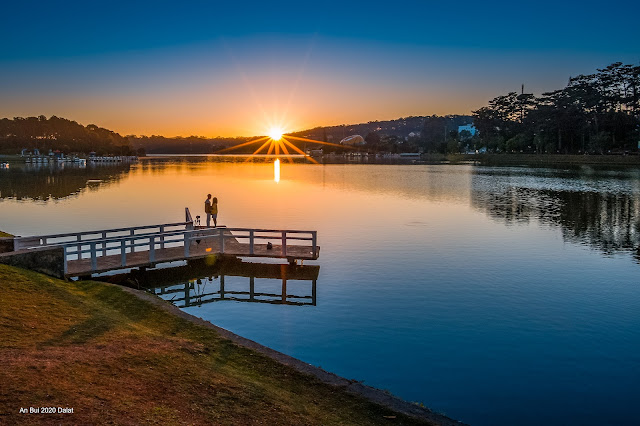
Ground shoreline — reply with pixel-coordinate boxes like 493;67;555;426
0;263;463;425
141;152;640;167
450;153;640;167
124;285;462;425
5;151;640;168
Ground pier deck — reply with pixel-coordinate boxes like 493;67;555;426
65;232;318;277
9;211;319;278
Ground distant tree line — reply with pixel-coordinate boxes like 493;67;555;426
291;115;473;154
128;135;251;154
0;115;135;155
417;115;473;153
0;114;479;156
473;62;640;154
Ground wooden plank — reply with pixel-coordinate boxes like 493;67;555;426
11;225;319;277
65;239;319;277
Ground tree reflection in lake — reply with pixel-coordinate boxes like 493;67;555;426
471;167;640;261
0;162;131;201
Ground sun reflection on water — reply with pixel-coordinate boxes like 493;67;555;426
274;158;280;183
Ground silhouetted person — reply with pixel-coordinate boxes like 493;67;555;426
211;197;218;227
204;193;212;227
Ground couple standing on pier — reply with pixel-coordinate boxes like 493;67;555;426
204;194;218;227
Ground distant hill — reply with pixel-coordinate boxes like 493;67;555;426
0;116;133;155
290;115;473;144
1;114;475;155
128;115;474;155
128;135;253;155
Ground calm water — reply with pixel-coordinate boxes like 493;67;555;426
2;158;640;426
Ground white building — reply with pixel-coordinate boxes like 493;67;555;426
340;135;365;146
458;124;477;138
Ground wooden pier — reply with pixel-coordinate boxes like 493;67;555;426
9;209;319;278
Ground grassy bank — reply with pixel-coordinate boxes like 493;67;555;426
0;265;441;425
0;231;13;238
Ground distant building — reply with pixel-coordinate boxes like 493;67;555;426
465;147;487;155
458;124;477;138
399;152;421;159
306;148;323;156
340;135;365;146
20;148;40;157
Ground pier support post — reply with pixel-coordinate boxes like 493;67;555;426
184;233;190;257
311;231;317;258
63;246;68;276
312;279;317;306
149;236;155;263
281;231;287;257
121;240;127;267
90;242;97;271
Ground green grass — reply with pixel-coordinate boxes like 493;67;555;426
0;265;433;425
0;231;13;238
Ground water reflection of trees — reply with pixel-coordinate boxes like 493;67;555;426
471;172;640;261
558;191;640;257
0;164;131;200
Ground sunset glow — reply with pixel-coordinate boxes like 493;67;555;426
2;1;640;425
274;158;280;183
269;128;284;141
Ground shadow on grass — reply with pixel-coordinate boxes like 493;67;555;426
41;315;115;346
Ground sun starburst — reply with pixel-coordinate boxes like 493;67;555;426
269;127;284;141
216;123;361;164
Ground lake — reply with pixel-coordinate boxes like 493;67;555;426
1;157;639;426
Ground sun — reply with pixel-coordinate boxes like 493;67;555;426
268;127;284;141
217;124;354;164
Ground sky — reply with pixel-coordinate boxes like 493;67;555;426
1;0;639;137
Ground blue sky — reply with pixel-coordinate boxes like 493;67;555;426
1;0;638;136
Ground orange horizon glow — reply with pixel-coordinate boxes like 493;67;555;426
217;129;364;164
5;30;605;139
5;77;478;139
214;119;370;164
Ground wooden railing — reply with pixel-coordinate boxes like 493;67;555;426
59;228;193;275
187;228;318;258
43;227;318;275
13;222;190;251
